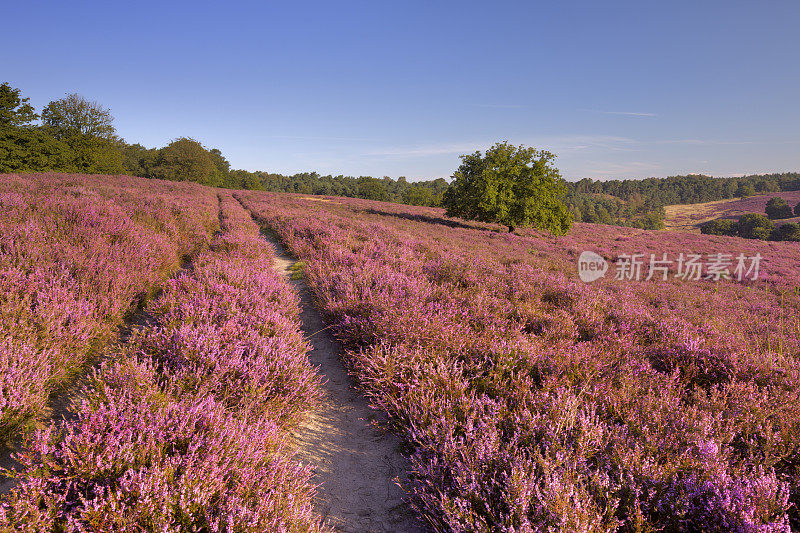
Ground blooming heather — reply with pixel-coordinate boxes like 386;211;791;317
1;191;323;531
238;191;799;532
0;173;218;440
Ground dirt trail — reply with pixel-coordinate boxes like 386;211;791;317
263;233;427;533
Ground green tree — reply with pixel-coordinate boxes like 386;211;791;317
737;183;756;199
442;142;572;234
122;143;158;177
700;218;737;236
402;186;434;206
0;126;75;173
358;177;389;201
0;82;38;126
67;134;124;174
41;94;117;140
208;148;231;186
765;197;793;219
737;213;774;240
795;201;800;217
153;137;218;185
773;222;800;241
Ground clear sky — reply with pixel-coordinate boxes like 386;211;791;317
2;1;798;181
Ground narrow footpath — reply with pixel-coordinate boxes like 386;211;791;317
261;231;427;533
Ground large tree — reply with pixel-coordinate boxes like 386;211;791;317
0;82;38;126
442;142;573;234
153;137;219;185
41;93;117;140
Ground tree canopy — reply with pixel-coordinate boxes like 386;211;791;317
153;137;220;186
765;197;793;219
0;82;38;127
41;94;117;140
442;142;572;234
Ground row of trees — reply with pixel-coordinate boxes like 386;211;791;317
569;173;800;204
0;82;232;186
1;82;451;206
701;214;800;241
565;173;800;229
223;170;450;206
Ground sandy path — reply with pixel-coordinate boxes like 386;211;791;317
263;233;427;533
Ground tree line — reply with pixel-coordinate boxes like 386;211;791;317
0;82;451;205
565;173;800;229
3;81;799;223
701;197;800;241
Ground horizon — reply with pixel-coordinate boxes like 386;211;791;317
3;1;799;182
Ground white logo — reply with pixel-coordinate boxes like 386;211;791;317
578;251;608;282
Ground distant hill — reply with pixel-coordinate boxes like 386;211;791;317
664;191;800;231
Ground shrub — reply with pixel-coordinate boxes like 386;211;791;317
701;218;737;236
737;213;775;239
765;197;794;219
772;222;800;241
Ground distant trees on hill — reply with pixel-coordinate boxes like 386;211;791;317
3;81;800;219
566;174;800;230
701;212;800;241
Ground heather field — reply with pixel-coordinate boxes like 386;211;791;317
1;174;799;532
238;191;800;532
1;183;324;530
0;173;218;441
664;192;800;231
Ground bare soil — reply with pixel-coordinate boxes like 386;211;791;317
264;234;427;533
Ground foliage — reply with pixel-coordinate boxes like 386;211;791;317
121;142;158;177
41;93;117;140
357;176;390;201
765;197;794;219
0;125;75;173
0;83;38;127
701;218;738;236
442;142;573;234
772;222;800;242
738;183;757;198
737;213;775;239
402;185;435;206
152;137;220;186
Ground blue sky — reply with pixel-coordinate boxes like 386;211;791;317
3;1;799;181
